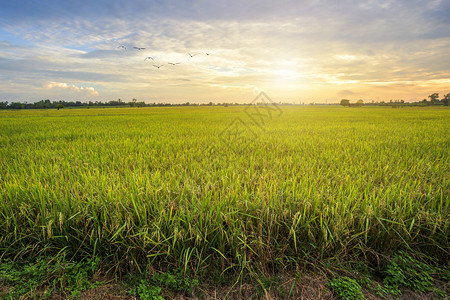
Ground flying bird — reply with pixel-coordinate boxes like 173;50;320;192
153;65;164;69
133;47;146;50
167;62;180;65
206;53;211;56
144;57;154;61
188;53;197;57
117;45;127;51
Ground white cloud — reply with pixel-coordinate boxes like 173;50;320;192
0;0;449;102
45;82;99;96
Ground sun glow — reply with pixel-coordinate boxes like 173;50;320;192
270;68;302;89
273;68;298;78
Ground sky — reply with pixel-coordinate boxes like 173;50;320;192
0;0;449;104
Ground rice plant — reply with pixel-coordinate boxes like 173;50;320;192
0;106;448;278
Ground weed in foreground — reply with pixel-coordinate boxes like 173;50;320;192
0;257;101;299
128;269;199;299
382;252;447;297
328;276;365;300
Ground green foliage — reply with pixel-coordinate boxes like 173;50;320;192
132;280;164;300
438;266;450;282
0;257;101;299
0;258;52;299
328;276;365;300
340;253;449;299
382;252;439;295
152;271;198;294
357;276;398;299
60;257;102;297
128;270;198;299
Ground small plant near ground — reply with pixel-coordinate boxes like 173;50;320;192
383;252;436;295
0;258;52;299
356;276;394;299
128;269;199;299
328;276;365;300
152;270;198;294
58;257;102;297
0;257;102;299
131;279;164;300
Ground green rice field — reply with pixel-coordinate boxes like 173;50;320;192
0;106;448;278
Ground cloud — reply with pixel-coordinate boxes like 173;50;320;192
45;82;99;96
0;0;449;102
337;90;355;97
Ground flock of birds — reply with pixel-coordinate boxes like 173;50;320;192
117;45;211;69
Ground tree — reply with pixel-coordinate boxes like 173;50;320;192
56;104;64;110
356;99;364;106
443;93;450;106
340;99;350;107
9;102;24;109
428;93;439;104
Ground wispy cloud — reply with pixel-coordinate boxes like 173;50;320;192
0;0;449;102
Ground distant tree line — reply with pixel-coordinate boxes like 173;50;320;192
340;92;450;107
0;98;298;110
0;99;139;110
0;99;233;109
1;92;449;110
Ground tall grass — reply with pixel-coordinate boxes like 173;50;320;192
0;106;448;277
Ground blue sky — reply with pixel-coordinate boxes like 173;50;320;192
1;0;449;103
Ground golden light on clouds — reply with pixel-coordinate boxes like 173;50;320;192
0;0;449;103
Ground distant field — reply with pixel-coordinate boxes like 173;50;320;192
0;106;448;276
